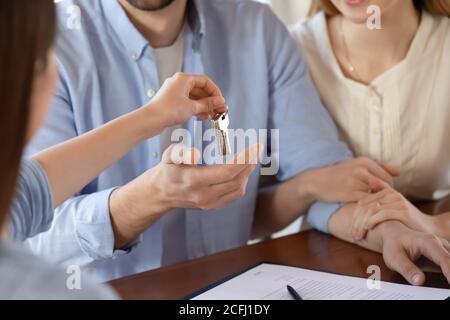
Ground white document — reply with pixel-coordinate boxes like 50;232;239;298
193;263;450;300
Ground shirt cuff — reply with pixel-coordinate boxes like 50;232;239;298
306;201;344;234
74;187;142;260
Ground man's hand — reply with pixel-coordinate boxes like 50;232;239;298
350;187;441;241
380;221;450;286
109;144;262;248
148;72;228;128
302;157;400;203
153;143;261;211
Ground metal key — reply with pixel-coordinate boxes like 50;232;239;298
211;112;231;155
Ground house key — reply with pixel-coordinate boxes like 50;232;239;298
211;112;231;155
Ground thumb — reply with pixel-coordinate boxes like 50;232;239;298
387;249;425;286
380;162;401;177
193;96;227;117
162;143;201;165
368;176;389;193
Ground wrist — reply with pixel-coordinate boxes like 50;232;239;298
109;169;169;247
132;102;166;141
368;220;404;253
296;169;320;204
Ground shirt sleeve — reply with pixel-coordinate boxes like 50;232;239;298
261;6;353;230
306;201;344;234
8;159;54;241
24;63;141;260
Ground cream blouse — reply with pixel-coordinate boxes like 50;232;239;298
291;11;450;200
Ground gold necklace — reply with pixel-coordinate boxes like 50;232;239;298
339;17;364;83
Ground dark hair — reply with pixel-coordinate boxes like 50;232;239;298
0;0;56;227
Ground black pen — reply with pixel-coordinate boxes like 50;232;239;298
286;285;303;300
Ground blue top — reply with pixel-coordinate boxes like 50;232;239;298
3;159;116;299
25;0;352;282
9;159;53;241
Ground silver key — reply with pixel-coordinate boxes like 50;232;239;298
211;112;231;155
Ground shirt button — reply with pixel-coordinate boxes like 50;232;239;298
372;128;380;135
147;89;156;98
130;52;139;60
150;152;159;159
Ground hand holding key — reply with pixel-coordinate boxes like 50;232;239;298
148;72;228;129
158;143;262;211
109;143;263;248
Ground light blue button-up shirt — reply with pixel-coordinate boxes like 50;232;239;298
25;0;352;282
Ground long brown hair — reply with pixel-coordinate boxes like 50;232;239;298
0;0;56;227
309;0;450;16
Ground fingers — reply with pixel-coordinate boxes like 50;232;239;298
416;236;450;285
362;159;394;185
365;209;403;232
351;189;391;240
380;162;401;177
228;143;263;166
187;74;223;98
163;144;201;165
164;144;261;188
367;176;389;193
208;164;252;198
353;189;408;240
443;239;450;254
351;205;376;241
194;162;253;211
193;144;262;185
353;167;388;193
193;96;228;117
358;188;391;206
213;186;249;210
189;87;213;100
208;180;241;199
387;248;426;286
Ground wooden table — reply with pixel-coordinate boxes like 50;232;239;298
109;197;450;300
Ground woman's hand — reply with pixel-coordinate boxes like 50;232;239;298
302;157;400;203
149;72;228;128
350;187;439;241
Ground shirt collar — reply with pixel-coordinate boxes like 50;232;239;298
101;0;205;60
188;0;206;38
100;0;148;60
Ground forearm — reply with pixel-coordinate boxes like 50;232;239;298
252;174;315;239
33;105;164;208
109;167;169;249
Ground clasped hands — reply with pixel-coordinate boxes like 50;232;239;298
326;158;450;286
